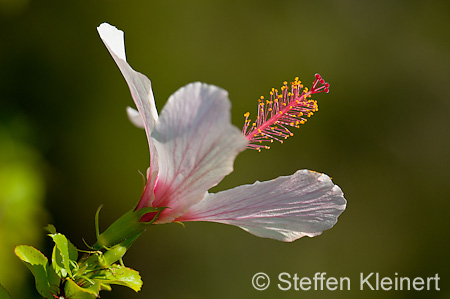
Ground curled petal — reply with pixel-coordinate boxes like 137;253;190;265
97;23;159;134
126;107;145;129
98;23;159;203
177;170;346;242
150;82;248;223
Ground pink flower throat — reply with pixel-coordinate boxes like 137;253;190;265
242;73;330;151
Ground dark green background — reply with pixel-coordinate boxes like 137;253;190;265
0;1;449;298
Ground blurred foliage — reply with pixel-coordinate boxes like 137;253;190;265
0;124;47;298
1;0;449;298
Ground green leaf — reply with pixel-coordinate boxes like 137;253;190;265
0;283;12;299
64;278;100;299
98;264;143;292
51;245;67;278
14;245;60;298
50;233;78;278
100;282;112;291
44;224;57;234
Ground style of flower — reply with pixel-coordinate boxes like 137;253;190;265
97;23;346;242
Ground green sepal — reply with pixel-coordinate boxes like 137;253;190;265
0;283;12;299
102;244;128;266
96;264;143;292
101;228;143;266
14;245;60;298
49;233;78;278
94;207;165;249
64;278;100;299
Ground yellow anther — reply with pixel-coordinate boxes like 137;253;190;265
283;81;288;85
244;112;250;118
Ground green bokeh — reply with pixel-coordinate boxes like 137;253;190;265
0;125;47;298
1;1;449;298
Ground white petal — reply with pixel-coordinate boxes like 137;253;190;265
97;23;159;134
151;82;248;223
98;23;159;206
126;107;145;129
97;23;126;60
177;170;347;242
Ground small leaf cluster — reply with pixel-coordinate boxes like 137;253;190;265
14;225;142;299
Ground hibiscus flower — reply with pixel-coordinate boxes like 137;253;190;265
97;23;346;242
